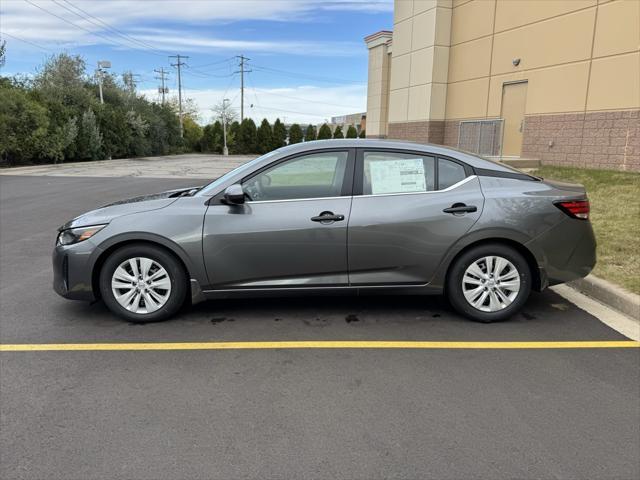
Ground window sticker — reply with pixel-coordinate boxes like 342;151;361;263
368;158;426;194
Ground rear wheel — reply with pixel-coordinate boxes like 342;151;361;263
446;243;532;323
99;244;187;323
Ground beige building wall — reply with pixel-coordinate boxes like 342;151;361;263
366;0;640;170
364;31;393;138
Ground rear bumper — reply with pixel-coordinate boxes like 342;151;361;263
528;217;596;287
52;241;101;301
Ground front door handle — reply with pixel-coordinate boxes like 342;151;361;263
311;211;345;223
443;203;477;214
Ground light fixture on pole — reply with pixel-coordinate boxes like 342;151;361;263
96;60;111;104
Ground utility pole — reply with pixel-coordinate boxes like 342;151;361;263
235;55;251;122
170;54;189;137
154;67;169;105
96;60;111;104
123;71;141;94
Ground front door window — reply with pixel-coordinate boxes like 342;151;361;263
243;151;349;202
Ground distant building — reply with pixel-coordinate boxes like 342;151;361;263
365;0;639;170
327;112;367;134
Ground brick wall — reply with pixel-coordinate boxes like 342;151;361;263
383;111;639;171
522;110;639;171
443;121;460;148
387;121;445;144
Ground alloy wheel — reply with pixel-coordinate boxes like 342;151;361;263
461;255;521;312
111;257;172;314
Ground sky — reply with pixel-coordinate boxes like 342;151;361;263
0;0;393;125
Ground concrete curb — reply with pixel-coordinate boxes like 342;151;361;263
568;275;639;321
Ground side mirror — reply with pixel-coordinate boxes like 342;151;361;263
223;184;245;205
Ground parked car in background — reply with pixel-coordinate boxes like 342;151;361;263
53;139;596;323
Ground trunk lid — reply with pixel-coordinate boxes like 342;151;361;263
541;178;587;195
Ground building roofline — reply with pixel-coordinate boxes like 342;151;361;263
364;30;393;44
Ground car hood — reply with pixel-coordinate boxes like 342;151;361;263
59;186;201;230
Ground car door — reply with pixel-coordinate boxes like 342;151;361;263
202;148;355;289
347;149;484;286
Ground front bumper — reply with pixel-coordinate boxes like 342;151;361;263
52;241;102;301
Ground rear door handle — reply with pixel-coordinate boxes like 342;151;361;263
443;203;477;214
311;211;345;223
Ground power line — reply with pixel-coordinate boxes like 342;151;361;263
221;72;238;103
23;0;139;53
183;65;236;79
250;104;329;120
23;0;166;57
189;57;235;69
0;32;52;52
58;0;173;55
251;64;363;85
244;71;262;117
52;0;165;55
251;86;361;111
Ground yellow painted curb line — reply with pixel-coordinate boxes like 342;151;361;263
1;340;639;352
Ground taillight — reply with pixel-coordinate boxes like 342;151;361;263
555;199;590;220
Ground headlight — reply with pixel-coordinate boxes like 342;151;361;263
57;225;106;246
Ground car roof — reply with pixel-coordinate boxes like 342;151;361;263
275;139;519;173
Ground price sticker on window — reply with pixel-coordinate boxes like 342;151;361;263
368;158;426;194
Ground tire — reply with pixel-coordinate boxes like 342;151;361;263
99;243;187;323
446;243;532;323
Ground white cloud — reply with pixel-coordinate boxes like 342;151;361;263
129;30;361;56
139;83;367;125
0;0;390;54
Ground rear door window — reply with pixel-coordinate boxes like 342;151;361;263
363;152;436;195
438;158;467;189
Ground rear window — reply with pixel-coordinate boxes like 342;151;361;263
438;158;467;189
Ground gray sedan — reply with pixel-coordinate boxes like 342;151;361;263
53;139;596;323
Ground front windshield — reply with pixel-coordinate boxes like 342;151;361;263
197;150;279;196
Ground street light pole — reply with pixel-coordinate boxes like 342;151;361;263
96;60;111;105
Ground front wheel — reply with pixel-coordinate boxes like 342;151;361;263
446;244;532;323
99;244;187;323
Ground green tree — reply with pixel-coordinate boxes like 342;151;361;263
288;123;303;144
256;118;273;154
333;125;344;139
201;121;224;153
317;123;332;140
76;110;103;160
236;118;258;154
1;53;187;164
126;109;151;157
304;124;316;141
228;121;240;154
272;118;287;150
0;83;54;165
346;125;358;138
359;129;366;138
183;116;203;152
33;54;92;111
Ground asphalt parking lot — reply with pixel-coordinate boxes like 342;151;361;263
1;169;639;479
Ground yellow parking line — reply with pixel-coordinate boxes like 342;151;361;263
0;340;638;352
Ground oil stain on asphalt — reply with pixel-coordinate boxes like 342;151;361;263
210;317;235;324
